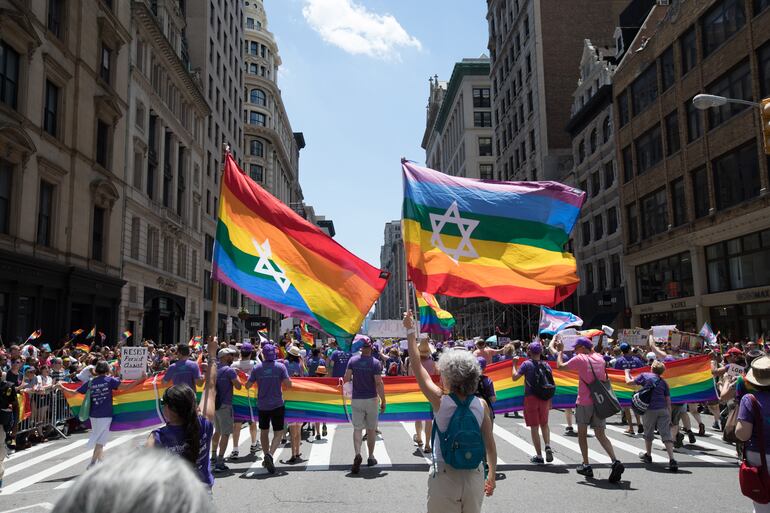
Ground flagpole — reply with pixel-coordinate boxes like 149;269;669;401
210;143;229;341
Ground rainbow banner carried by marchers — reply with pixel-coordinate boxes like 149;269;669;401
213;155;389;339
402;161;585;306
417;291;455;336
61;356;716;431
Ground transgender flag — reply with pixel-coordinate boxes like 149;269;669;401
539;306;583;336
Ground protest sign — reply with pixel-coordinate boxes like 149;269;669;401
668;331;704;353
120;347;148;380
560;334;581;351
652;325;677;343
619;328;650;346
726;363;745;379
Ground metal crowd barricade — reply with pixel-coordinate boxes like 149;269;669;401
16;388;73;439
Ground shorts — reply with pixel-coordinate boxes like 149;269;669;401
575;404;606;429
671;404;687;424
258;406;285;432
214;405;234;436
642;409;673;442
523;395;550;427
427;462;485;513
351;398;380;431
88;417;112;448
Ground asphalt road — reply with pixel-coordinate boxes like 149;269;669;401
0;410;749;513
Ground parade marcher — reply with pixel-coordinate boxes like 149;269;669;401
330;343;352;379
245;343;292;474
344;336;385;473
404;311;496;513
408;338;436;452
162;344;203;391
230;342;259;460
284;345;306;463
473;338;503;364
556;337;624;482
211;347;241;473
475;357;497;419
513;342;554;463
147;336;217;488
0;376;17;490
624;361;678;471
614;342;645;435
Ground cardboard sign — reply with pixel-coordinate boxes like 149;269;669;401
619;328;650;347
560;334;581;351
652;325;677;343
668;331;704;353
726;363;745;379
120;347;148;380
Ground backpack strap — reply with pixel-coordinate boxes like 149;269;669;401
746;394;768;476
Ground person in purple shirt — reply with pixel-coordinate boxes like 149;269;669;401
624;360;678;472
211;348;241;473
330;348;352;378
147;336;218;488
59;361;144;468
614;342;645;435
162;344;202;390
245;344;291;474
736;355;770;513
344;337;385;474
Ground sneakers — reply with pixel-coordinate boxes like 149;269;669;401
545;445;553;463
322;424;328;437
530;455;545;464
712;420;721;431
686;430;696;444
565;426;576;436
638;452;652;464
367;456;377;467
351;454;362;474
263;453;276;474
249;444;259;456
674;432;684;448
624;428;635;436
286;455;301;465
637;424;644;435
698;422;706;436
576;463;593;478
315;434;322;441
213;462;230;473
608;460;624;483
668;459;679;472
228;450;239;461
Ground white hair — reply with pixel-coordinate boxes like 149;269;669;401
54;448;215;513
437;350;481;397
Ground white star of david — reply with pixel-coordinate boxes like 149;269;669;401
252;239;292;294
429;201;479;264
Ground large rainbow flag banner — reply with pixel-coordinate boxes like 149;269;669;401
402;161;585;306
61;356;716;430
213;155;389;339
417;291;455;336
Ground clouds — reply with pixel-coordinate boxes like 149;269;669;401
302;0;422;60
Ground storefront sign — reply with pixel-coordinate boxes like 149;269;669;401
736;289;770;302
670;301;688;309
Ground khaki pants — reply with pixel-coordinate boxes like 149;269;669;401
427;463;484;513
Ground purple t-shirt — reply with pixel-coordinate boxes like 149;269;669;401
215;365;238;407
331;351;352;378
163;359;201;390
633;372;670;410
614;355;644;370
152;416;214;487
247;361;290;411
738;391;770;454
307;357;325;376
77;375;121;418
515;359;552;397
346;355;382;400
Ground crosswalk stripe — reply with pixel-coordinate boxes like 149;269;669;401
54;480;74;490
5;440;52;462
603;424;723;464
1;431;149;495
244;440;284;477
548;432;612;464
372;433;392;467
493;424;563;465
683;436;737;458
601;431;668;463
400;422;433;465
306;425;337;471
4;439;89;477
223;425;250;456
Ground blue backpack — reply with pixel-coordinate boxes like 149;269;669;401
432;394;486;470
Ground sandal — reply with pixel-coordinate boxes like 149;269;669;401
413;434;423;446
423;446;432;453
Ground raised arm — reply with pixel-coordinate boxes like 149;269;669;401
199;337;218;421
403;311;442;410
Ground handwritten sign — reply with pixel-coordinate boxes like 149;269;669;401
560;334;581;351
668;331;704;353
120;347;148;380
652;325;677;343
726;363;745;379
619;328;650;347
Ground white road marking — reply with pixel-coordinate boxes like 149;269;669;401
3;439;89;477
400;422;433;465
548;432;612;464
604;424;723;463
244;440;285;477
306;425;337;471
493;424;562;465
371;433;392;468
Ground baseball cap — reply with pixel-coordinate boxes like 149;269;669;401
726;347;744;356
217;347;237;358
574;337;593;350
528;342;543;354
619;342;630;352
262;344;277;361
241;342;254;353
359;336;372;348
646;351;656;361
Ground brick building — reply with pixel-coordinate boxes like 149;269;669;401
614;0;770;340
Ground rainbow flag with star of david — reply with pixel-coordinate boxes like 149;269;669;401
401;161;585;306
212;155;390;339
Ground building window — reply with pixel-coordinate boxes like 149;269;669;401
36;181;54;246
249;139;264;157
585;263;594;293
204;233;214;262
590;171;600;196
231;287;239;307
249;41;258;55
713;142;760;210
640;187;668;239
622;145;633;183
627;202;639;244
249;164;263;182
43;80;60;137
664;110;680;156
92;206;105;261
478;137;492;157
204;270;212;300
706;228;770;293
473;88;491;108
96;120;110;169
191;249;198;283
636;251;694;304
218;283;228;305
249;111;266;126
577;140;585;163
671;177;686;227
0;160;11;234
604;161;614;188
163;237;173;273
631;64;658;116
0;40;20;109
692;166;710;218
47;0;64;39
707;60;752;129
593;214;603;240
473;112;492;127
617;91;630;127
680;27;697;75
250;88;266;106
130;216;140;260
759;41;770;97
607;206;618;234
686;97;703;142
702;0;747;57
177;244;187;279
602;116;611;142
99;43;112;84
589;129;598;154
246;17;255;30
756;0;770;14
635;124;663;174
581;221;590;247
611;253;622;288
597;259;607;291
479;164;493;180
660;45;675;90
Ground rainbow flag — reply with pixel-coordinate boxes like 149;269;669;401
213;155;390;339
25;330;41;342
71;329;85;337
122;330;132;341
189;335;202;350
417;291;455;336
60;356;717;430
299;320;314;351
18;392;31;422
402;161;584;306
75;343;91;353
86;326;96;340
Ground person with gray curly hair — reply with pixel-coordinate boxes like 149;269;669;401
53;448;215;513
403;311;496;513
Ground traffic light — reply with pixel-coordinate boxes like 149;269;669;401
761;98;770;155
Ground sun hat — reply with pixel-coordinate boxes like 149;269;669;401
746;355;770;387
287;345;302;358
217;347;237;358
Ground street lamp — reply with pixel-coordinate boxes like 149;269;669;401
692;93;760;110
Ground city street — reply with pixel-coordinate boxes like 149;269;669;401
0;410;747;513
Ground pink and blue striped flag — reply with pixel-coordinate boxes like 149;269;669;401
538;306;583;336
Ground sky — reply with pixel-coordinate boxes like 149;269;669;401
263;0;489;268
